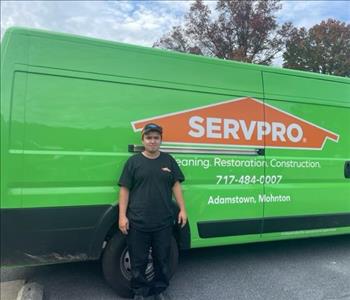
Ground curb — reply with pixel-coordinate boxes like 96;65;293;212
16;282;44;300
0;280;25;300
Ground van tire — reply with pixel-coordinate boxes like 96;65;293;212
102;231;179;298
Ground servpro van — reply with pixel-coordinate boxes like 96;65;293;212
1;27;349;297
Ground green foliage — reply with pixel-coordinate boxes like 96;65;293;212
283;19;350;77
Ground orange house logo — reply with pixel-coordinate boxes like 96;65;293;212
131;97;339;150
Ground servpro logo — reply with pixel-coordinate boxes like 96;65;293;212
131;97;339;150
188;117;303;143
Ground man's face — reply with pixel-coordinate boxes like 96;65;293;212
142;131;162;153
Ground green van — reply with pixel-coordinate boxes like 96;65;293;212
1;27;349;297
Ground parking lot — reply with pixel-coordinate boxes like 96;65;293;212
1;234;350;300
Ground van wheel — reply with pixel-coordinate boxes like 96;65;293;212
102;231;179;298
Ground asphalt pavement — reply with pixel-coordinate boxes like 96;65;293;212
1;234;349;300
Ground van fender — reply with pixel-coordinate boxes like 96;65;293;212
89;205;118;259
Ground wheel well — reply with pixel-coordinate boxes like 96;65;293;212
99;202;191;258
104;220;119;243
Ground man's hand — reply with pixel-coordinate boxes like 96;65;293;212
119;215;129;235
178;210;187;228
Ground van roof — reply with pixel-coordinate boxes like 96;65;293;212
3;26;349;85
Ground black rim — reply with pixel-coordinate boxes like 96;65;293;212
120;247;155;282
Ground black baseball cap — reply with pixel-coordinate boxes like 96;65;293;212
142;123;163;136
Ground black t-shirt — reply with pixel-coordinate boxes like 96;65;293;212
118;152;185;231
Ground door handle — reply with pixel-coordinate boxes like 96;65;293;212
345;161;350;179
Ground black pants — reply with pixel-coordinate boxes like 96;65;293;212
127;225;172;297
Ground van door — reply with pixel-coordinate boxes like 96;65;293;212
261;72;350;238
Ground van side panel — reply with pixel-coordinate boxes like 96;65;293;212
1;30;29;210
21;69;266;249
2;29;266;265
261;72;350;239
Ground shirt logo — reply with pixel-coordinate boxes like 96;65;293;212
161;167;171;172
131;97;339;150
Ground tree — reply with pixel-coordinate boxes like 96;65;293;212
283;19;350;77
153;0;293;65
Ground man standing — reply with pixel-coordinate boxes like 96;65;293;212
118;123;187;300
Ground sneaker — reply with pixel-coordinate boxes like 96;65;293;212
133;295;144;300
